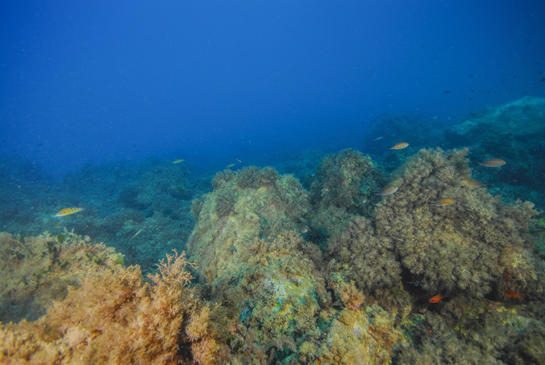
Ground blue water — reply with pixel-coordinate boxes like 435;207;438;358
3;3;545;363
2;0;545;177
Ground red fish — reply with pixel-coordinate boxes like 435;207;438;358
429;295;446;303
504;290;524;298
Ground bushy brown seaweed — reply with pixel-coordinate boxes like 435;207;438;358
398;298;545;365
0;231;123;323
0;249;224;364
328;217;401;293
373;148;541;297
310;148;384;212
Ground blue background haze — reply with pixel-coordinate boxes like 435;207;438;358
1;0;545;177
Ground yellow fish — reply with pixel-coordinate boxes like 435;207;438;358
300;226;309;234
478;158;506;168
390;142;409;150
173;159;185;164
53;207;85;218
461;178;487;187
376;185;398;196
226;164;235;168
432;198;456;206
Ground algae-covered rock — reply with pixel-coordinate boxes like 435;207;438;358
308;149;384;248
373;148;541;297
0;231;124;323
328;217;401;294
398;298;545;365
310;149;384;213
309;306;404;365
446;96;545;145
188;167;329;343
189;166;310;281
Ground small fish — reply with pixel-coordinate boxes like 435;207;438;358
504;290;524;298
300;226;309;234
53;223;63;229
429;295;446;303
173;159;185;164
236;158;242;163
478;158;506;168
432;198;456;207
374;137;383;141
376;185;398;196
443;91;451;94
226;164;235;169
361;197;368;204
461;178;487;187
53;208;85;218
390;142;409;150
128;229;142;242
541;77;545;82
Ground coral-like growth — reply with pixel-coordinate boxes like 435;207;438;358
0;250;222;364
373;148;541;297
0;231;123;323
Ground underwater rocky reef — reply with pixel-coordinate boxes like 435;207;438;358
1;97;545;364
